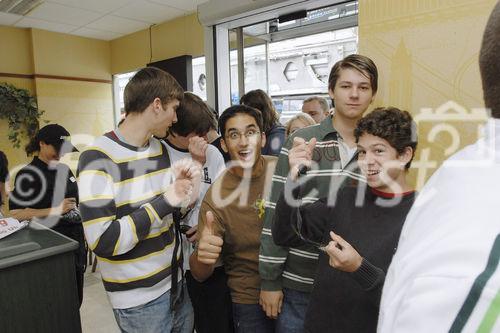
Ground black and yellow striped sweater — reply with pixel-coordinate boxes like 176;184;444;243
77;132;180;309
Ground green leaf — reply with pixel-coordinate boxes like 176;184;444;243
0;82;47;147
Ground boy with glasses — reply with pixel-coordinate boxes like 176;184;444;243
190;105;277;332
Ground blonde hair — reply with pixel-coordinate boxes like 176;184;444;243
286;113;316;136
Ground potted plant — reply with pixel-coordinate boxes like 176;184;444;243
0;82;45;148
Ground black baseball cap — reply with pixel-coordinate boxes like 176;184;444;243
37;124;78;153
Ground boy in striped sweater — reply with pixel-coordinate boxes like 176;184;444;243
78;67;200;332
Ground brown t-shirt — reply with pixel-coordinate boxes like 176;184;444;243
198;155;277;304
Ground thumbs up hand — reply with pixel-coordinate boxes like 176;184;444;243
197;211;224;265
289;137;317;180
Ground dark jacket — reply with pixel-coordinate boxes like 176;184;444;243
262;123;285;156
273;182;415;332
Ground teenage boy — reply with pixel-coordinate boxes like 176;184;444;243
190;105;277;332
78;67;200;332
259;54;378;331
379;3;500;332
301;96;330;123
273;107;417;332
163;92;231;333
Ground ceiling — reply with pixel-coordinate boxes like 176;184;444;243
0;0;208;41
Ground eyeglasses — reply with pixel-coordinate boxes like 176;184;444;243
225;129;260;141
292;200;328;252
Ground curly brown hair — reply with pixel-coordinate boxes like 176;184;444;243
354;107;417;169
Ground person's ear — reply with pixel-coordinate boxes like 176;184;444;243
221;138;228;153
328;88;334;99
398;146;413;168
152;98;163;114
260;131;267;148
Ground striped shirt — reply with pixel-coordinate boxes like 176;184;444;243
77;132;179;309
259;115;365;292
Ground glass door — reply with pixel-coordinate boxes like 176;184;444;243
213;1;359;118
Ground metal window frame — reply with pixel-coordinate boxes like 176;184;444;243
204;0;357;113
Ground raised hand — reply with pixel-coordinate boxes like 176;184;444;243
325;231;362;273
188;136;208;166
197;211;223;265
172;158;202;183
165;159;202;207
163;178;194;207
288;137;317;180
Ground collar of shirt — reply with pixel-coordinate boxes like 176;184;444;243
317;116;358;168
337;136;358;169
316;115;338;140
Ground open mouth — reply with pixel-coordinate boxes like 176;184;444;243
367;170;380;176
238;150;253;160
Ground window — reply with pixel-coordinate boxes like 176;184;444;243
112;71;137;125
212;1;358;121
192;56;207;101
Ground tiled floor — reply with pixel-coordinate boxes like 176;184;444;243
81;268;120;332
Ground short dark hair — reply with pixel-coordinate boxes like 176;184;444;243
328;54;378;95
0;151;8;183
240;89;278;133
124;67;183;115
208;106;219;132
169;92;217;137
218;105;263;137
479;1;500;119
354;107;417;169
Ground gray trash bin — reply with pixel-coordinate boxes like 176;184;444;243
0;222;81;333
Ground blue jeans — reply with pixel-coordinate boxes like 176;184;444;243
113;283;194;333
232;303;275;333
276;288;310;333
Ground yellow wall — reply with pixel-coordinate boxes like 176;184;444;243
31;29;111;80
0;26;33;75
358;0;498;188
1;27;35;170
1;13;205;177
0;27;114;178
34;78;113;171
111;13;204;74
1;13;204;183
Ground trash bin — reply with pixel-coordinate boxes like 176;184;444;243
0;222;81;333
